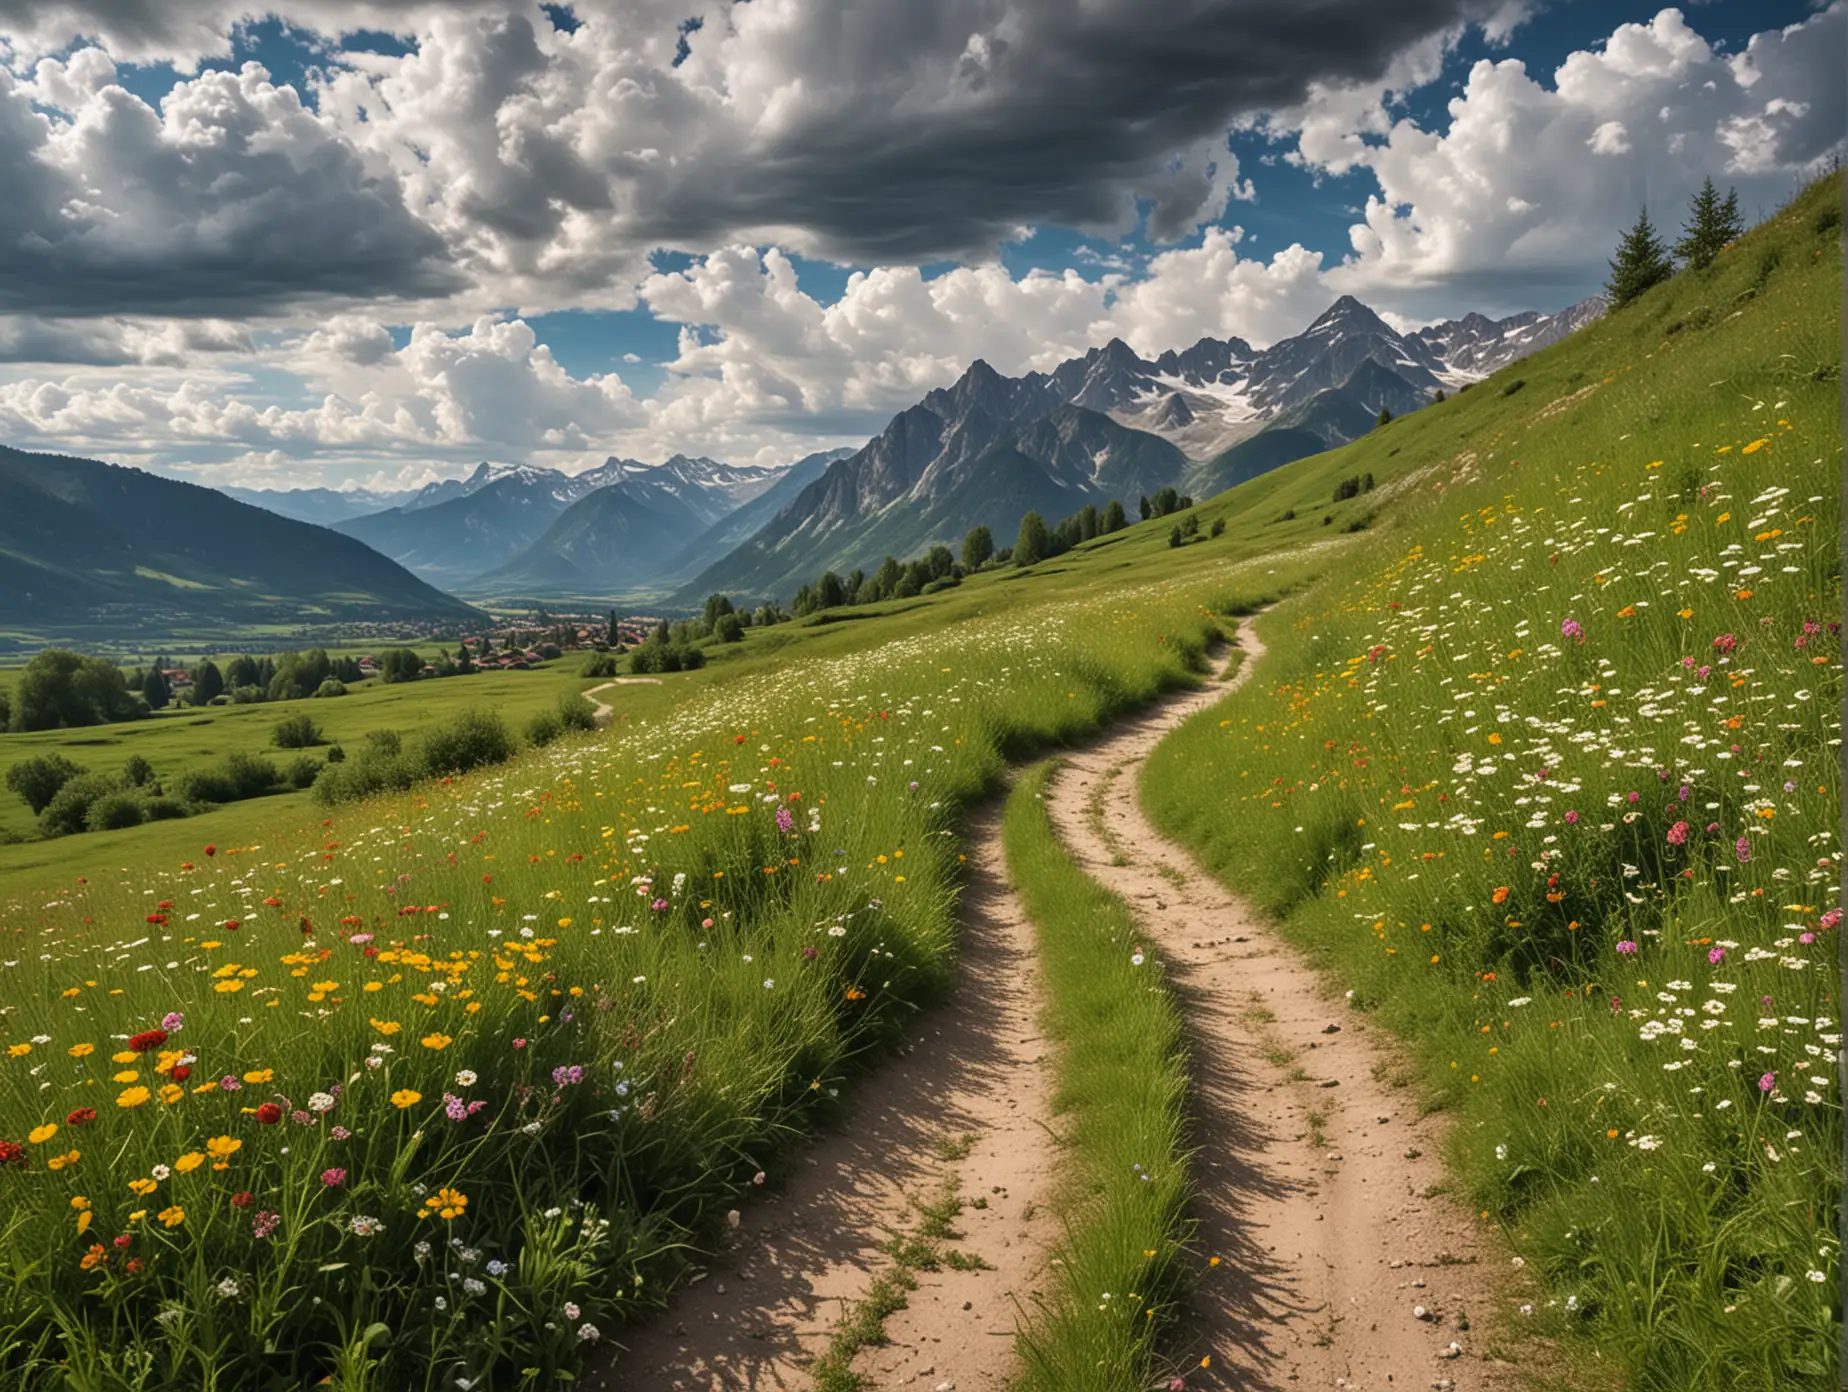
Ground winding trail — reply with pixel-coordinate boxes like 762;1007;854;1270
597;621;1532;1391
596;800;1061;1392
1041;623;1527;1392
584;677;663;726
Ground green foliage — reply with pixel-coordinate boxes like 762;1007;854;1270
174;751;280;805
39;772;125;837
271;713;325;749
1673;176;1745;272
1101;498;1127;534
556;693;598;733
6;754;84;815
1014;510;1050;566
283;753;322;791
419;708;517;779
10;649;142;731
314;678;348;699
715;613;745;643
84;791;145;833
378;647;425;684
1210;516;1226;538
525;709;564;747
580;652;618;678
192;660;225;704
1607;204;1675;308
120;755;154;788
961;523;994;570
1375;404;1393;426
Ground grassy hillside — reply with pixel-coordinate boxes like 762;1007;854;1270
0;447;484;639
1146;172;1842;1389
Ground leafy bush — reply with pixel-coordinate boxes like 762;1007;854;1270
6;753;83;814
314;679;348;698
362;729;402;757
143;797;188;821
1501;377;1527;396
525;710;564;748
285;754;322;790
272;713;325;748
121;754;155;787
557;693;598;733
311;751;416;806
418;709;516;779
174;752;279;805
84;792;145;833
580;653;618;679
40;773;123;837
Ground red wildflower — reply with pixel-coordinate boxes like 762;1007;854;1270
66;1107;97;1127
230;1191;253;1208
113;1234;132;1249
0;1139;24;1167
170;1065;192;1083
204;844;217;856
254;1103;283;1126
127;1029;168;1054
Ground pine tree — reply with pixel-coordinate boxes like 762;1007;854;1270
1606;205;1674;308
1375;405;1393;427
1102;499;1127;533
1673;177;1745;272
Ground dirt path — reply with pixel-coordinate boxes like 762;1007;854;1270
1042;623;1527;1392
594;801;1061;1392
584;677;663;726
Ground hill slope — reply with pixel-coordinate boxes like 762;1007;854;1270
0;446;485;634
1143;172;1842;1392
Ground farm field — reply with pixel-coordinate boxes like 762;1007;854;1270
0;172;1835;1392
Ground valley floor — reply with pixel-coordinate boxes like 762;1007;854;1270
602;624;1545;1391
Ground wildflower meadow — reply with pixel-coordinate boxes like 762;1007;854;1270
1146;172;1843;1389
0;560;1269;1390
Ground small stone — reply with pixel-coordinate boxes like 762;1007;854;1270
1322;1023;1341;1034
1413;1304;1430;1320
1443;1342;1462;1359
935;1382;956;1392
1389;1259;1403;1269
1319;1079;1340;1088
962;1301;973;1311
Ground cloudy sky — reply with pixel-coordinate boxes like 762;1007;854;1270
0;0;1838;492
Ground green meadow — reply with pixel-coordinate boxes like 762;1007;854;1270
0;173;1834;1391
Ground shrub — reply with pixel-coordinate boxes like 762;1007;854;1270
6;753;83;814
580;653;617;679
525;710;564;747
362;730;402;757
121;754;155;787
175;752;278;805
1501;377;1527;397
143;797;188;822
327;744;346;764
40;773;123;837
715;613;744;643
312;752;416;806
285;754;322;790
314;679;348;698
1210;517;1226;538
85;792;145;833
418;709;516;779
557;693;599;733
272;714;324;749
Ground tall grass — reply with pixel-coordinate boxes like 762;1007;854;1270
0;568;1245;1389
1144;172;1843;1389
1004;760;1192;1391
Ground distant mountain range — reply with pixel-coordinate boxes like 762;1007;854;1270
677;292;1605;603
153;288;1609;617
332;455;785;593
0;445;484;634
